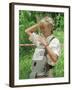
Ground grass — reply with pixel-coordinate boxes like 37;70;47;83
53;48;64;77
19;55;32;79
19;50;34;79
19;31;64;79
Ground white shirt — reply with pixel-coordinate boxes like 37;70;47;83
46;35;61;66
46;35;61;56
30;33;61;66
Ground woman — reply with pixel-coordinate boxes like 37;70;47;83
25;16;61;77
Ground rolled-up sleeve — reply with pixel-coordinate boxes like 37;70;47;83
29;33;37;44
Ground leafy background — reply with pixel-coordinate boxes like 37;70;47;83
19;10;64;79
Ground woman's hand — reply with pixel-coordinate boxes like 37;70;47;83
38;36;48;47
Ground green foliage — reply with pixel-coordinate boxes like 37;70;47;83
53;48;64;77
19;47;35;79
19;10;64;79
19;54;32;79
53;30;64;44
54;13;64;31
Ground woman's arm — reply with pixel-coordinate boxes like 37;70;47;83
25;23;39;36
38;36;58;63
45;45;58;63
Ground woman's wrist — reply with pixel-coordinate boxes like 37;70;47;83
44;43;48;48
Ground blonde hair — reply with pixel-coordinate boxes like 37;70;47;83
41;16;54;27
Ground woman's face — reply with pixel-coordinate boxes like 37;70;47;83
40;22;52;36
